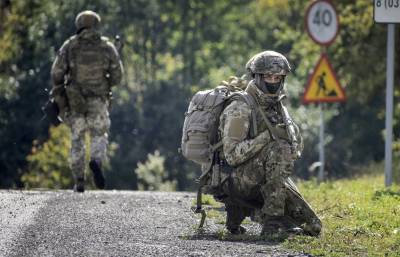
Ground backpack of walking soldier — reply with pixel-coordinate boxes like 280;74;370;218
181;76;250;165
63;32;114;113
68;35;108;87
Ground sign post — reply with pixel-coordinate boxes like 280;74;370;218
305;0;342;182
303;53;346;182
319;103;325;182
374;0;399;187
385;24;395;187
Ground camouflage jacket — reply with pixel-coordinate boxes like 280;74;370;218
218;80;302;167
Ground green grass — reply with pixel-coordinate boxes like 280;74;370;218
285;174;400;257
197;194;222;207
192;175;400;256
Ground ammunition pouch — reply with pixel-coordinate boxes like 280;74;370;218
202;155;232;199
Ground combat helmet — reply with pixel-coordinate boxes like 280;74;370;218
75;10;101;31
246;51;291;95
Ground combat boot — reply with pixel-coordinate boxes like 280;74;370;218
261;216;303;236
302;218;322;236
73;177;85;193
89;159;105;189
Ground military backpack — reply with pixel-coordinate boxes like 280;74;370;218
181;77;257;166
64;32;113;112
181;77;260;228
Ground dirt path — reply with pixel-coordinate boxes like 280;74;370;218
0;190;311;257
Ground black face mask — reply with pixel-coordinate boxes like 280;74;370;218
265;82;281;94
255;74;282;94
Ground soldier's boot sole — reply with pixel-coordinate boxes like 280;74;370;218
73;178;85;193
89;160;105;189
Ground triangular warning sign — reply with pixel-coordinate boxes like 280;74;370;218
303;53;346;104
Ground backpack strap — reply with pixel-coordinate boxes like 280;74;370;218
210;91;258;152
240;92;258;138
66;36;79;85
192;154;217;229
192;185;207;229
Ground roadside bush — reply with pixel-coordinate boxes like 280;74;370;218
22;124;72;189
135;150;177;191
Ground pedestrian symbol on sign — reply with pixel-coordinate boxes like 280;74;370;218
316;72;338;97
303;54;345;104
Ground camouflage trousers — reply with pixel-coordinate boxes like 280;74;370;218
220;140;321;235
65;97;110;181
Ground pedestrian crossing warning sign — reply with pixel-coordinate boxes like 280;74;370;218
302;53;346;104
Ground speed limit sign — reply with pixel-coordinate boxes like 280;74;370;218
305;0;339;46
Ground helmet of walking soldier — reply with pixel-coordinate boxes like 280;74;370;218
75;10;101;31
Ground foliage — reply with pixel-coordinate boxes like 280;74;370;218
135;150;177;191
22;124;73;189
22;123;116;189
0;0;399;189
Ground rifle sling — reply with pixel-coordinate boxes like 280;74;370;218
257;105;278;140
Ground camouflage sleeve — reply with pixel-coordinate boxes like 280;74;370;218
50;39;70;86
220;101;271;167
106;41;124;87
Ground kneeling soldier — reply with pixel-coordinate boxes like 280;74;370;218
216;51;321;236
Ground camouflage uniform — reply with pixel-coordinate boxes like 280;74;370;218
215;51;321;236
50;10;123;191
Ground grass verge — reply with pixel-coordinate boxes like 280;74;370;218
190;175;400;256
284;174;400;257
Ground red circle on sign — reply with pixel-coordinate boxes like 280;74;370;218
305;0;339;46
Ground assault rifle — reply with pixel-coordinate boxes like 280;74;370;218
41;96;62;126
41;81;69;127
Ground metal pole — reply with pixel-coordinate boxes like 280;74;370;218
385;24;395;187
318;103;325;182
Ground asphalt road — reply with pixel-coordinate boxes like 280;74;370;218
0;190;311;257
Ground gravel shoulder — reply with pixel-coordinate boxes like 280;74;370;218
0;190;310;257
